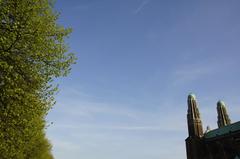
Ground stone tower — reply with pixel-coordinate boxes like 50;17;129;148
187;93;203;137
185;93;204;159
185;94;240;159
217;100;231;128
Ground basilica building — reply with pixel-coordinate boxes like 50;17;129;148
186;94;240;159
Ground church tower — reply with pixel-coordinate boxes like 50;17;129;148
186;93;204;159
185;94;240;159
217;100;231;128
187;93;203;137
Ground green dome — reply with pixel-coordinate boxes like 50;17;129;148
217;100;226;107
188;93;196;100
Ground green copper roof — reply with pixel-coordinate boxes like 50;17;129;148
188;93;196;100
204;121;240;139
217;100;226;107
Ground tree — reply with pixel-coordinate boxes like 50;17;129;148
0;0;76;158
25;132;54;159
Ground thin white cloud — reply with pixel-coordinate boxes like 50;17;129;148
54;101;139;119
134;0;151;14
49;132;186;159
49;87;189;132
49;101;187;134
51;123;185;132
174;65;215;83
47;85;189;159
171;58;236;86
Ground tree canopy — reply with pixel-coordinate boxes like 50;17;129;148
0;0;76;158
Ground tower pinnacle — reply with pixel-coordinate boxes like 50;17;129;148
217;100;231;128
187;93;203;137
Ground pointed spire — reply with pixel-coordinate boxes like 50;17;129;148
204;126;211;134
187;93;203;137
217;100;231;128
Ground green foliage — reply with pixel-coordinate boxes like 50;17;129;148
0;0;76;158
25;132;54;159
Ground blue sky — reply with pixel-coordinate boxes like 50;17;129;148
47;0;240;159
